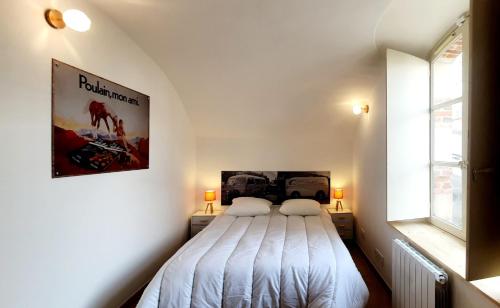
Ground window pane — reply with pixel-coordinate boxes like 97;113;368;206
432;166;463;228
432;103;462;162
432;34;463;105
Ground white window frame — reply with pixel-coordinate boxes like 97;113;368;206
429;20;469;240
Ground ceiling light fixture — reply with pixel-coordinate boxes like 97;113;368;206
352;103;369;115
45;8;92;32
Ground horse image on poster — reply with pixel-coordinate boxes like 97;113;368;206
52;59;150;177
88;100;117;138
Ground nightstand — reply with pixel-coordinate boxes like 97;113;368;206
191;210;224;237
328;208;353;240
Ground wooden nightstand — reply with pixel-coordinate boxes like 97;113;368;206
328;208;353;240
191;210;224;237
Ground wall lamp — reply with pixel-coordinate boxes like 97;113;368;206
45;9;92;32
352;103;369;115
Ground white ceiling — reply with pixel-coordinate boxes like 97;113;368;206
376;0;469;58
89;0;468;139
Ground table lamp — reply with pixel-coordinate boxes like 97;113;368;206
204;190;216;214
333;188;344;211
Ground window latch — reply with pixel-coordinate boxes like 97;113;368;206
472;167;494;182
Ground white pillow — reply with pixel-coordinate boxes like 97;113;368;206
225;197;272;216
279;199;321;216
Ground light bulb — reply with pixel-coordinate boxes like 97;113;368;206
63;9;91;32
352;104;362;115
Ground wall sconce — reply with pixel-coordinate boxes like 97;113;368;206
45;9;92;32
352;103;369;115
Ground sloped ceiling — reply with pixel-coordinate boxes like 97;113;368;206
376;0;469;59
89;0;468;139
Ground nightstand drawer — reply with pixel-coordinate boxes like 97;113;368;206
337;228;353;240
328;208;353;240
190;224;206;237
334;222;353;232
190;210;224;238
191;216;216;225
332;214;353;224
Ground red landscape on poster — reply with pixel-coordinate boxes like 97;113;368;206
52;59;150;177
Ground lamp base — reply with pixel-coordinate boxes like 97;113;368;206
205;202;214;214
335;200;343;211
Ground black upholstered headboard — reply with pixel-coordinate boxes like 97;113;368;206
221;171;330;205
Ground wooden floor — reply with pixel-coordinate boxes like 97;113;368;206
346;241;392;308
122;242;391;307
121;287;144;308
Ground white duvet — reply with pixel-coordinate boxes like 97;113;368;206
138;209;369;308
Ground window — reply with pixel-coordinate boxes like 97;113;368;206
430;20;469;240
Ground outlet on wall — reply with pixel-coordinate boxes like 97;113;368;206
374;248;384;268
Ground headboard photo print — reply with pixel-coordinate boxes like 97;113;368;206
221;171;330;205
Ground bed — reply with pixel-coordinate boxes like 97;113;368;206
137;208;369;308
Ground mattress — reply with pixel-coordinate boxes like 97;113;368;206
137;208;369;308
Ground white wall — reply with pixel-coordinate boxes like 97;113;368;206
353;56;497;308
195;133;355;210
0;1;196;307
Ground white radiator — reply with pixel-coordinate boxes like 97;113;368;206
392;239;449;308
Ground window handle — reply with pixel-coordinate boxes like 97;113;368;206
472;167;494;182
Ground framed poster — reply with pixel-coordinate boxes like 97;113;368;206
221;171;330;205
52;59;150;178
